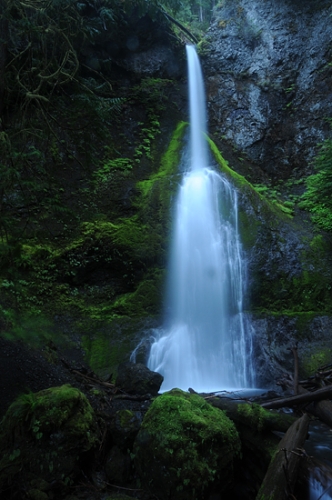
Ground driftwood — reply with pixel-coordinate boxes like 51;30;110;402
299;364;332;391
261;385;332;410
256;413;310;500
274;353;332;428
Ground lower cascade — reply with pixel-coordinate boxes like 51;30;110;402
148;167;255;392
139;45;254;392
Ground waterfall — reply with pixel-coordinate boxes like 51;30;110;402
146;45;254;393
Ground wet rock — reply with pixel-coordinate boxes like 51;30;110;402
105;445;131;485
116;362;163;395
110;409;143;448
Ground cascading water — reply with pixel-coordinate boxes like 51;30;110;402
146;45;254;392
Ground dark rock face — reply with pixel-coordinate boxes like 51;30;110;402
251;314;332;387
204;0;332;179
116;362;163;395
82;13;184;80
234;187;332;387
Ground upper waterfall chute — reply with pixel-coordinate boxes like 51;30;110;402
186;45;209;171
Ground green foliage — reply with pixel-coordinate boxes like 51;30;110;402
302;348;332;375
299;139;332;230
94;158;133;184
165;0;214;37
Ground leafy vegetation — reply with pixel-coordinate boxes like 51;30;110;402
299;138;332;230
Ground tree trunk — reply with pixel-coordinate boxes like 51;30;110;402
256;413;310;500
261;385;332;410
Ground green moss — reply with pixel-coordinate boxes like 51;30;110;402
208;137;250;189
0;385;98;496
111;269;164;317
238;209;259;249
134;389;241;499
78;216;162;261
82;333;114;377
137;120;187;198
118;409;135;428
3;385;95;443
237;404;271;433
82;327;131;378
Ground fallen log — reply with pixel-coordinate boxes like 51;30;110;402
209;397;296;433
307;399;332;429
297;386;332;429
256;413;310;500
261;385;332;410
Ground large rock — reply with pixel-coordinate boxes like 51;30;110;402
115;362;163;395
133;389;241;500
0;385;98;498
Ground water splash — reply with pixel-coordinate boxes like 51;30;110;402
146;45;254;392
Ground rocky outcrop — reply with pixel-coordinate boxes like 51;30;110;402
115;362;163;395
204;0;332;179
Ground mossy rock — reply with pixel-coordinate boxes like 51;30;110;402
0;385;98;497
110;409;143;449
133;389;241;499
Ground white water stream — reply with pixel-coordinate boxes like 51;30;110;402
143;45;254;392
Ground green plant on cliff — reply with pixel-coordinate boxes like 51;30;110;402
299;138;332;230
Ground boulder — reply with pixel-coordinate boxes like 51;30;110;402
0;384;98;498
110;409;143;448
133;389;241;500
105;445;131;486
115;362;163;395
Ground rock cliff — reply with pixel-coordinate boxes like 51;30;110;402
204;0;332;180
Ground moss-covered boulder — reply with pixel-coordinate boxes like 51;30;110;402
133;389;241;499
0;384;98;498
